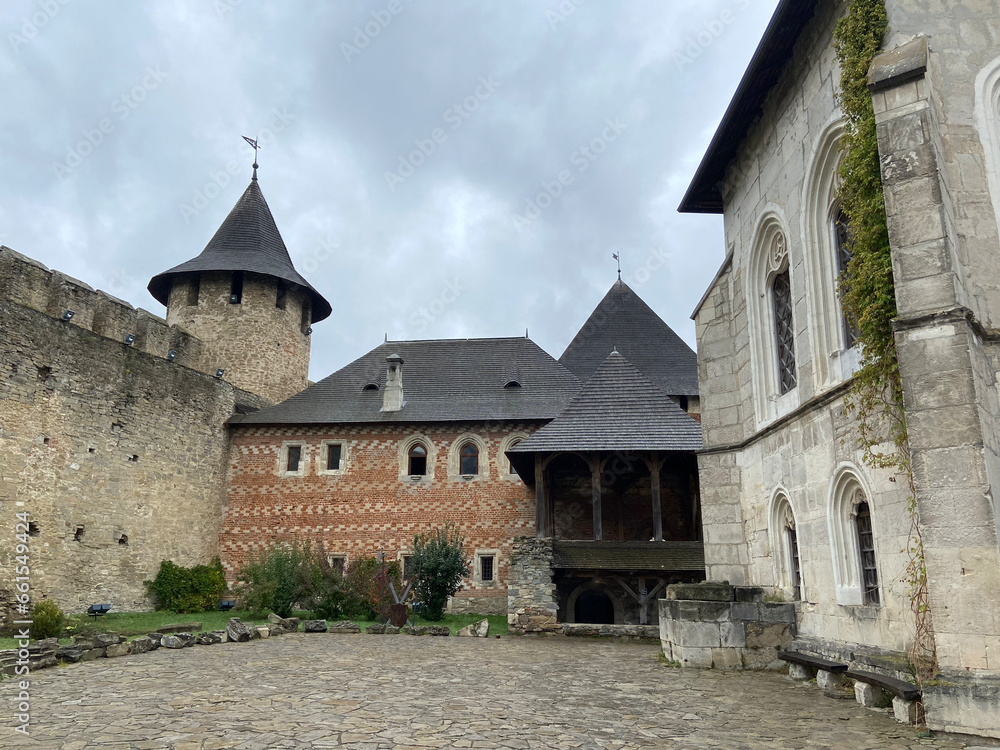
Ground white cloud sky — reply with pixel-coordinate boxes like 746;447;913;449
0;0;780;381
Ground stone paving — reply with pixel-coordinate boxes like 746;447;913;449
1;634;996;749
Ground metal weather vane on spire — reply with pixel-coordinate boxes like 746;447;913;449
242;135;259;180
612;251;621;280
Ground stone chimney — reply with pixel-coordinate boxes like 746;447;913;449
382;353;404;412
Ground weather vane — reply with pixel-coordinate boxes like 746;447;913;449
612;251;621;280
242;135;259;180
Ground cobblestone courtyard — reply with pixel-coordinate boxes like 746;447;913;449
1;635;994;749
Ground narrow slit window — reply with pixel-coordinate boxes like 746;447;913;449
276;282;287;310
786;525;802;601
771;269;796;394
460;442;479;475
507;440;521;476
480;555;495;582
408;443;427;476
230;272;244;304
326;443;342;471
300;300;311;334
187;276;200;306
856;501;880;605
286;445;302;473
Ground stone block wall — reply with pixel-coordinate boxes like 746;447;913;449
658;584;796;670
507;537;559;633
0;250;264;614
223;421;542;615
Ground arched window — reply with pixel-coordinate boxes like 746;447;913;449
975;54;1000;241
855;500;880;606
772;266;797;394
828;467;879;606
748;216;800;425
769;491;803;600
833;209;858;348
459;442;479;475
508;440;521;476
408;443;427;476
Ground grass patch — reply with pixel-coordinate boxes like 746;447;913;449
0;610;507;650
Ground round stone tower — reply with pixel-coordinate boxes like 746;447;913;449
148;170;331;404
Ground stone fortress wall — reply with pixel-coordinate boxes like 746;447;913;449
0;246;264;616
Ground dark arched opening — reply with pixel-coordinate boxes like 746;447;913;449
574;589;615;624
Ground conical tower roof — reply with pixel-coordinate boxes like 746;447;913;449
148;177;331;322
559;279;697;396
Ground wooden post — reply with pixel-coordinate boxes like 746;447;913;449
651;451;663;542
592;453;602;541
535;453;548;538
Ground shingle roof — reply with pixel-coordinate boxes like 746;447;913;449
231;337;581;425
559;280;699;396
552;540;705;572
679;0;820;214
148;177;332;322
508;351;703;455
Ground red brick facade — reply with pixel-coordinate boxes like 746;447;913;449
221;420;544;613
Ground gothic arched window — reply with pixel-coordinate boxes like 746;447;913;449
772;265;797;394
408;443;427;476
833;209;858;348
855;500;880;606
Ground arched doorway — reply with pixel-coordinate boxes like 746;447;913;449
574;589;616;624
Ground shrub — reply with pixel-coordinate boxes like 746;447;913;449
410;525;469;621
144;558;227;614
30;599;65;640
302;554;348;621
341;556;401;621
235;543;317;618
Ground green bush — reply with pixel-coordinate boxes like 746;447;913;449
302;553;348;620
341;556;401;621
235;543;318;618
410;525;469;621
30;599;65;640
144;558;227;614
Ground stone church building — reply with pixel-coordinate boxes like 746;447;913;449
672;0;1000;737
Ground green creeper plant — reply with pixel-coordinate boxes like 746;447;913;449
833;0;935;682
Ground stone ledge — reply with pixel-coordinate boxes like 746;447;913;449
868;36;928;93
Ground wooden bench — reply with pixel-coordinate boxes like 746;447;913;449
845;669;920;701
778;651;848;673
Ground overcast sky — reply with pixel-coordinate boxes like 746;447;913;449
0;0;779;381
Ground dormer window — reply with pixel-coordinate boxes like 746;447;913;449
504;380;522;388
363;383;379;391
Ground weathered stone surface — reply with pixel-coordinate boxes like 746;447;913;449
329;620;360;634
385;625;400;634
665;582;734;602
157;622;202;634
145;632;163;648
817;669;846;693
854;680;891;708
266;613;300;633
56;646;83;663
366;624;387;634
161;635;187;649
562;623;658;641
893;696;920;724
456;619;490;638
226;618;256;643
105;642;131;658
129;636;155;654
256;626;270;638
508;537;560;634
302;619;328;632
196;631;222;645
788;663;811;681
93;633;122;648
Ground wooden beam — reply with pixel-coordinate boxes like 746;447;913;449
651;451;663;542
592;453;602;541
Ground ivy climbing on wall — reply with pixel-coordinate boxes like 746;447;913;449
833;0;937;683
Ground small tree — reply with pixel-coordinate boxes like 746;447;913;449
235;542;316;617
341;556;401;620
410;525;469;621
